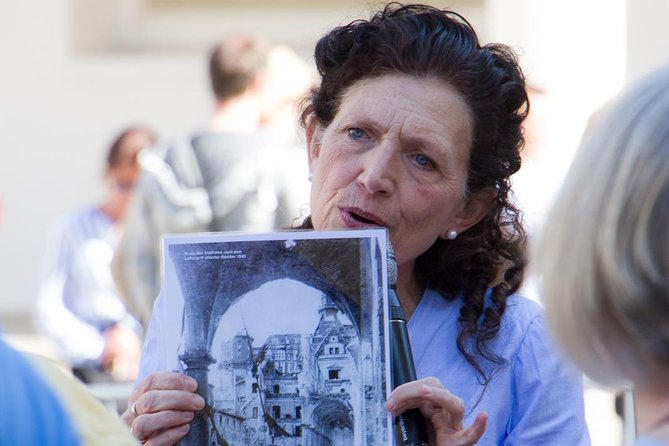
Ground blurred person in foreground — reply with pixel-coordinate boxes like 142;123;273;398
112;35;312;327
537;64;669;446
0;193;81;445
123;4;589;445
0;337;82;445
0;195;138;446
35;127;155;383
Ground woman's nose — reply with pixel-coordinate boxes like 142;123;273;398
357;143;397;195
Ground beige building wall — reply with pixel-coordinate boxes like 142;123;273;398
627;0;669;81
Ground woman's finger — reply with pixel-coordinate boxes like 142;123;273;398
122;372;202;427
135;389;205;416
415;384;465;429
132;410;194;444
387;379;463;421
143;423;191;446
138;372;199;394
449;412;488;446
463;412;488;442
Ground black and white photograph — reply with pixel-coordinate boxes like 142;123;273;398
160;229;391;445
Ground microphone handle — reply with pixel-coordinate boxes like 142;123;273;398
389;299;428;445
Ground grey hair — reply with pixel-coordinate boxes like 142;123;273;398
536;64;669;388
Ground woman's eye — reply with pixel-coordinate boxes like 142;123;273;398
414;154;434;168
348;127;365;139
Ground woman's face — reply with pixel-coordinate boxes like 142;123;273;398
307;74;492;270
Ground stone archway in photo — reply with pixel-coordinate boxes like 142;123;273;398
168;235;380;445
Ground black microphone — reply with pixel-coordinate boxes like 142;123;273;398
387;241;429;446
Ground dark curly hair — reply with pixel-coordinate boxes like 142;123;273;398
298;3;528;384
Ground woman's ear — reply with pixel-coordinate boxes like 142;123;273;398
305;114;323;170
441;187;497;239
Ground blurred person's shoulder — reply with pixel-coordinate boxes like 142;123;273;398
28;352;139;446
0;337;82;445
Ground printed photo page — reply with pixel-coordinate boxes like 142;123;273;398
160;229;392;445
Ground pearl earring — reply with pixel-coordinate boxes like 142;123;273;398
308;171;313;182
446;229;458;240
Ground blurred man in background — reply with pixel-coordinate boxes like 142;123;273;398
113;34;312;326
35;127;155;384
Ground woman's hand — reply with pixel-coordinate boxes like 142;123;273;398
122;372;206;445
386;377;487;446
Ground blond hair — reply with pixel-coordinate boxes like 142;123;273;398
537;64;669;388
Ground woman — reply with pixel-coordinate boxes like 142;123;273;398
35;126;156;383
537;64;669;446
125;4;589;445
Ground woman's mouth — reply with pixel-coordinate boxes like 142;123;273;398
339;207;387;228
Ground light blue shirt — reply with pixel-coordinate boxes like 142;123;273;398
0;337;81;445
409;289;590;445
